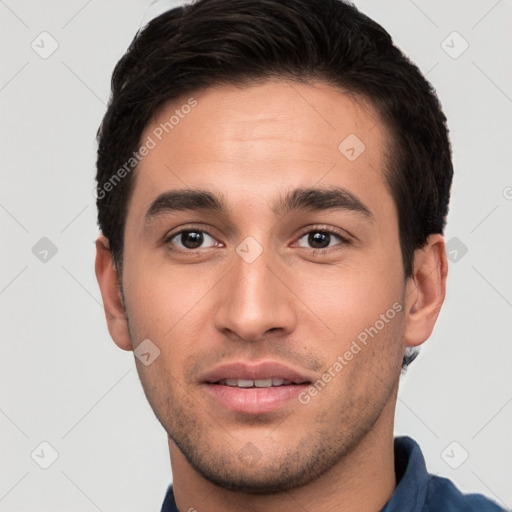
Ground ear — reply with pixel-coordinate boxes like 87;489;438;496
95;235;133;351
403;233;448;347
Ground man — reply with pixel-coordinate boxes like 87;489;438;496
94;0;506;510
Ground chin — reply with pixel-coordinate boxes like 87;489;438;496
171;429;351;495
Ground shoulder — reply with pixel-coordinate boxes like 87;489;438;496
424;473;507;511
389;437;508;512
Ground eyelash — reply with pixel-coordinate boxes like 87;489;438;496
164;224;351;255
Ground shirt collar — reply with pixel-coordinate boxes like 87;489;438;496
380;436;429;511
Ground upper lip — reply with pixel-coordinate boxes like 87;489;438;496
200;361;312;384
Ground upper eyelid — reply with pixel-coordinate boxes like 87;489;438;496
294;225;353;243
164;223;220;242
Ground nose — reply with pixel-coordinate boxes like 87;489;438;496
213;247;298;342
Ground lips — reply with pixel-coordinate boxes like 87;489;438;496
201;361;312;385
200;361;312;414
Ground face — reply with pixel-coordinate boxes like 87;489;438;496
120;80;409;492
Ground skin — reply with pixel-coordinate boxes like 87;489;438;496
96;80;448;512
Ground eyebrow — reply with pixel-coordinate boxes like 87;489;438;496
145;186;374;223
272;186;374;221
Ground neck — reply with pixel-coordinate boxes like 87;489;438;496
169;396;397;512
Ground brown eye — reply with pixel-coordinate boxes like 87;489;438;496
169;230;218;250
309;232;330;249
297;230;347;250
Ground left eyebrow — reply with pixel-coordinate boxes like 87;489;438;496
271;186;374;223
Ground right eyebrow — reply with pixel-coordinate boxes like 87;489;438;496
145;189;228;224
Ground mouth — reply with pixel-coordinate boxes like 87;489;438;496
215;378;298;388
200;361;312;414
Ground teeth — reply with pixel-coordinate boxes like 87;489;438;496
219;378;294;388
254;378;272;387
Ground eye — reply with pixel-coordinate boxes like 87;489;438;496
168;230;219;250
296;230;349;250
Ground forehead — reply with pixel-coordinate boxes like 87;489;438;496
128;80;394;224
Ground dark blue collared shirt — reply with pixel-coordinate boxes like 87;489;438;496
160;436;507;511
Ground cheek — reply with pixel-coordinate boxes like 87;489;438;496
121;249;218;347
294;252;404;341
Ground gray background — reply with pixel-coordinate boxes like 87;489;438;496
1;0;511;510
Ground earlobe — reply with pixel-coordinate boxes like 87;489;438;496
94;235;133;351
404;234;448;348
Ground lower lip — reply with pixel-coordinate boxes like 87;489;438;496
203;383;308;414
